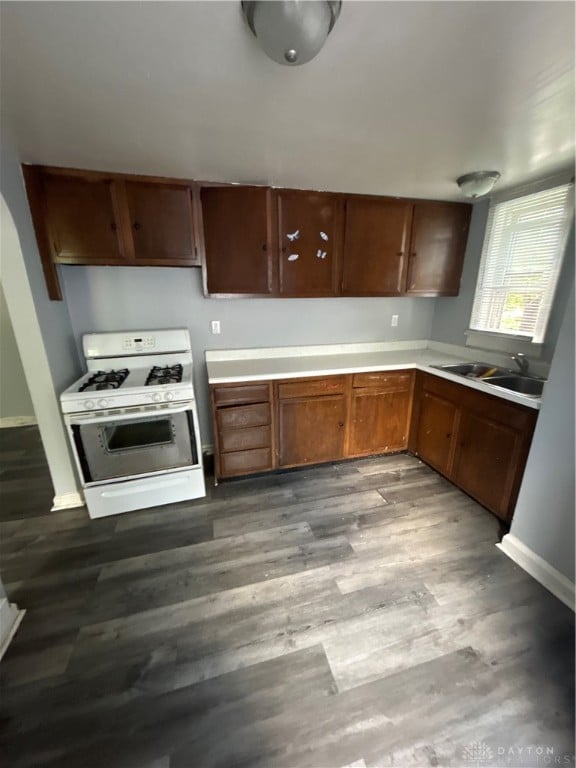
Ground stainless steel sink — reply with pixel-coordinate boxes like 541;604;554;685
433;362;509;378
433;362;546;398
483;375;546;397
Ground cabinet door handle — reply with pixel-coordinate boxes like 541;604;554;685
262;243;268;252
338;421;344;428
133;222;141;230
396;251;404;257
410;252;417;259
446;432;452;438
110;221;117;231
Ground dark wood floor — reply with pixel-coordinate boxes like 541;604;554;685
0;426;573;768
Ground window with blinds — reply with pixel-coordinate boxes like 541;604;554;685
469;183;573;343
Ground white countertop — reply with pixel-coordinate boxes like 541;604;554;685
205;341;542;410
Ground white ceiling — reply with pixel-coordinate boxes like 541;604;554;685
1;1;574;200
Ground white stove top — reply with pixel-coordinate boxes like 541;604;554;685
60;329;196;414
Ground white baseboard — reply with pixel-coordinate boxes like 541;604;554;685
0;415;37;428
497;533;575;612
51;491;85;511
0;598;25;661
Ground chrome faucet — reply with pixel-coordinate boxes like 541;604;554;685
511;352;529;375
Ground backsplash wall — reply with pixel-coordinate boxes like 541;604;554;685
60;265;436;442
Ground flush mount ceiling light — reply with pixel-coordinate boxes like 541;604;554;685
241;0;342;66
456;171;501;198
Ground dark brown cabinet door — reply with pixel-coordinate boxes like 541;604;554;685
414;390;459;475
348;388;412;456
124;182;198;264
453;411;522;521
42;173;127;264
201;186;275;295
406;202;471;295
278;395;346;467
276;191;342;296
342;197;412;295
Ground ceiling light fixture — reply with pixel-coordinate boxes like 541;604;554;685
456;171;501;198
241;0;342;66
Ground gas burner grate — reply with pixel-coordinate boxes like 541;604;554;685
79;369;130;392
146;364;183;386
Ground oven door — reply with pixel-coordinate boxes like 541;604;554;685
69;403;199;484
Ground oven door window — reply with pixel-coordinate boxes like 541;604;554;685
104;420;174;452
73;410;199;483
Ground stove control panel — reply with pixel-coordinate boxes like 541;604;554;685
122;336;156;353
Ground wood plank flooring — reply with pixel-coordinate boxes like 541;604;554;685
0;426;574;768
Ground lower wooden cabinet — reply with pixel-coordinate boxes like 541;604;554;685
409;372;537;522
347;372;414;457
211;372;412;480
413;389;459;475
452;410;526;518
277;375;347;467
211;368;538;524
278;394;347;467
211;382;274;479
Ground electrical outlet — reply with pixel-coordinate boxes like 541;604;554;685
211;320;221;335
391;314;399;327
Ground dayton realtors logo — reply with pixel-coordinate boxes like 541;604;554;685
461;742;575;766
461;741;495;765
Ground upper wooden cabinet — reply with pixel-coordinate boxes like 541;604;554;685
40;172;129;265
276;190;343;296
24;164;472;301
406;202;471;296
23;166;201;300
200;186;275;296
123;181;197;264
341;197;412;296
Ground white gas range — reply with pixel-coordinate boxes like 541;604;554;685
61;328;206;519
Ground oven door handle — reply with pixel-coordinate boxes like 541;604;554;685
67;401;195;426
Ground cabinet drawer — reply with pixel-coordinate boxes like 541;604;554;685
220;447;273;477
217;402;271;430
278;376;346;399
353;371;412;390
219;425;271;453
213;384;269;407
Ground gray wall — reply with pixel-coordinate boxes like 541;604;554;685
0;283;34;421
431;202;575;363
509;283;575;583
1;128;81;498
60;265;436;442
0;135;80;393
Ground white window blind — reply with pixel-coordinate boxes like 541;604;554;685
470;183;573;343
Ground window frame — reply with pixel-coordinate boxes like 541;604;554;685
467;178;574;353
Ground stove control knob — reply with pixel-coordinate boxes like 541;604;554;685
98;399;109;408
164;391;174;402
152;393;162;403
84;400;95;410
